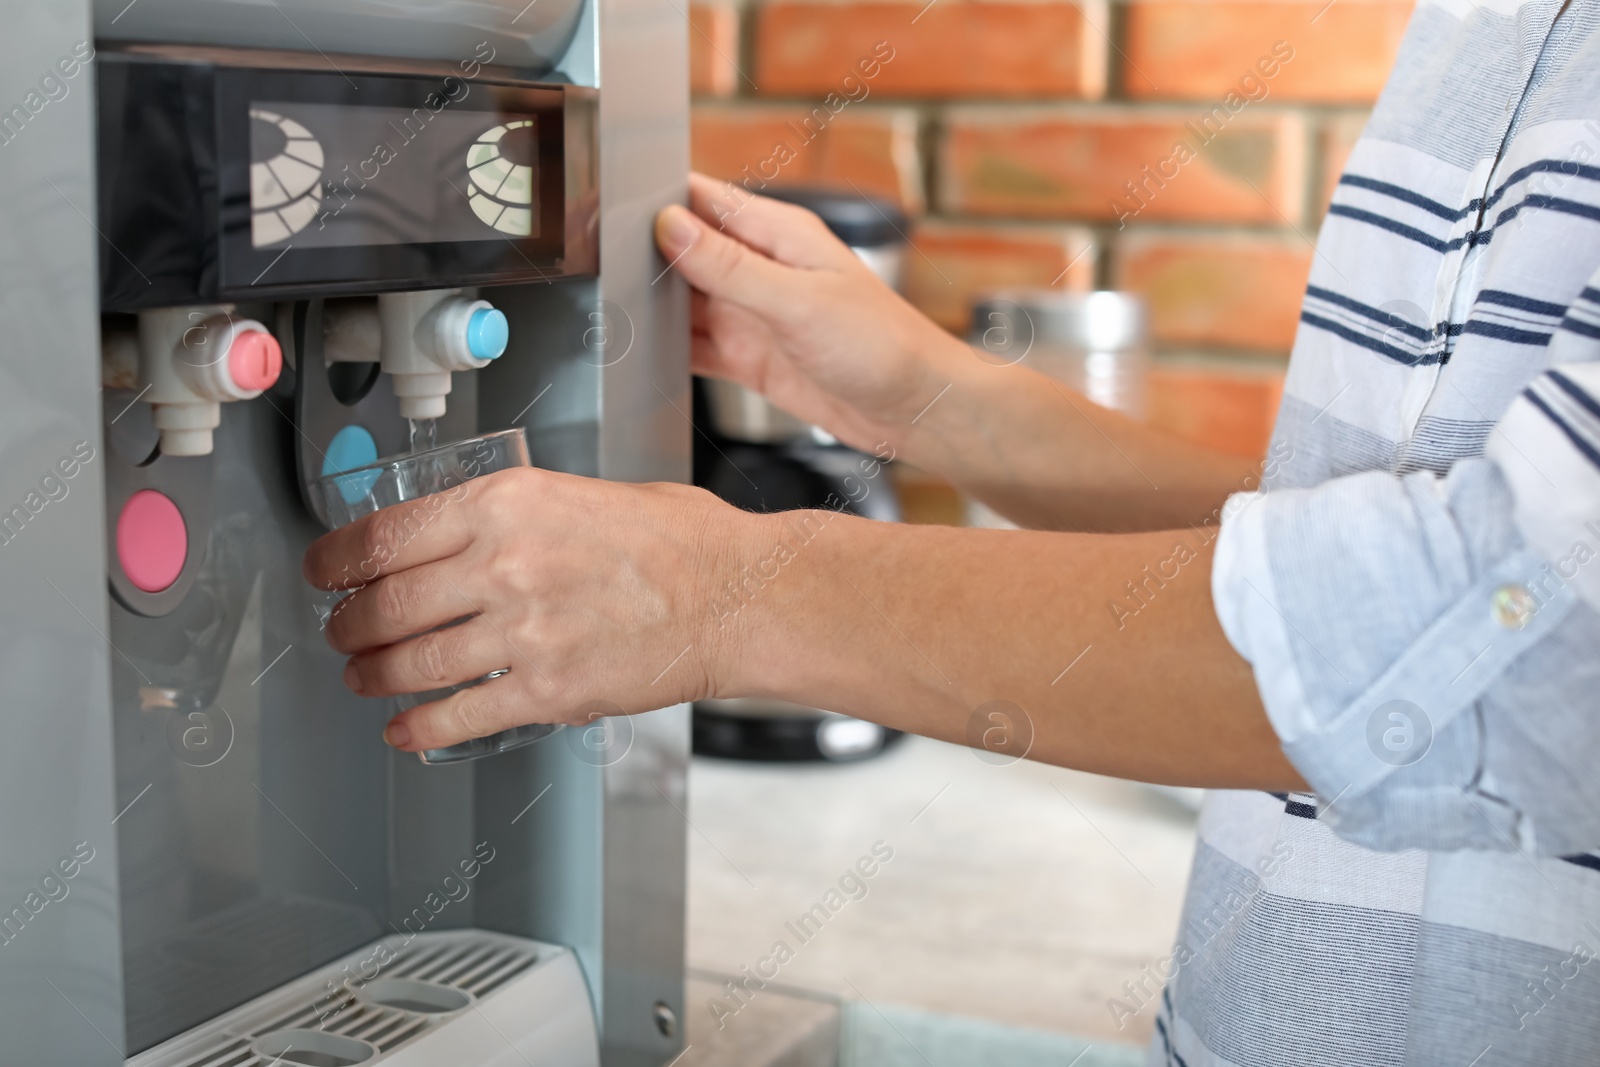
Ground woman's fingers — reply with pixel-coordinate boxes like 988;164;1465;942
383;672;535;753
690;299;777;382
685;172;860;272
303;480;484;590
323;560;480;656
345;617;512;699
655;203;804;319
690;331;726;378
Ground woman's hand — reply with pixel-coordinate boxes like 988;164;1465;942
655;173;966;455
298;430;1298;791
302;467;753;754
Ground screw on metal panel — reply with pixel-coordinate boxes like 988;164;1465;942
653;1000;678;1037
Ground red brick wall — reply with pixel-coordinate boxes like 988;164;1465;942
688;0;1411;458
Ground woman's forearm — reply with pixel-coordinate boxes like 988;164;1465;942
652;183;1260;534
658;180;1255;533
887;338;1269;533
710;507;1304;791
302;463;1301;779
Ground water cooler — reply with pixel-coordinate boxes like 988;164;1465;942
0;2;689;1065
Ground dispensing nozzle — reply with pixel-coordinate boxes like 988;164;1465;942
136;306;284;457
377;289;509;420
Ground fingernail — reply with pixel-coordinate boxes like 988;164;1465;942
384;720;411;748
343;660;364;694
663;204;700;248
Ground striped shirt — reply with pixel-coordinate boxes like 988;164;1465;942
1151;0;1600;1063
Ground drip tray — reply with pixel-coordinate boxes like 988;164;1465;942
126;930;598;1067
252;1030;377;1066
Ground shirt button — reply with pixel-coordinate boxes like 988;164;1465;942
1492;584;1537;630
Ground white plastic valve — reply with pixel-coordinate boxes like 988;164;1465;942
136;306;283;457
424;296;506;371
322;298;382;365
378;289;510;420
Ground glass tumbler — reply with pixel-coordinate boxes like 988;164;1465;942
313;427;560;764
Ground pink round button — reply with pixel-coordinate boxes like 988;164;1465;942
116;490;188;594
228;329;283;393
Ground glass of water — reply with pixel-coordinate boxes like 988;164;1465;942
313;427;560;764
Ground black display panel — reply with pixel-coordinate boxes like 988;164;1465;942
247;103;542;248
216;68;564;296
98;53;574;310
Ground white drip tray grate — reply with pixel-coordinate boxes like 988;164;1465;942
127;930;599;1067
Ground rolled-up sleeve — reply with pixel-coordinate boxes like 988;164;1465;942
1213;296;1600;857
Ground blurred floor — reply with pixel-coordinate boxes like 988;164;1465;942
840;1001;1146;1067
684;735;1199;1053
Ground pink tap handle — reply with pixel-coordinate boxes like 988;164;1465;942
228;329;283;393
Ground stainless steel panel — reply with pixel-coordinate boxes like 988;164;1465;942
94;0;586;75
475;0;691;1061
0;4;127;1065
108;396;393;1052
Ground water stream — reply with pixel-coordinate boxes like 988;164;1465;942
407;417;437;453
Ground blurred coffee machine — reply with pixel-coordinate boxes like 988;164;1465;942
1;3;689;1066
693;188;907;763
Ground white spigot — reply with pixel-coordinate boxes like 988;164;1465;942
377;288;510;420
137;306;284;457
323;298;382;365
